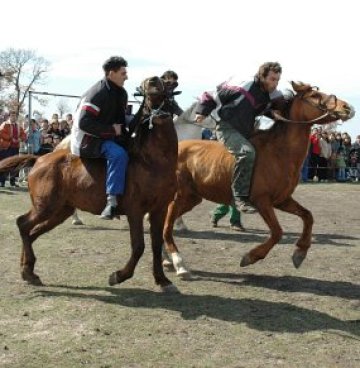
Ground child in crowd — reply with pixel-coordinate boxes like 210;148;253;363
335;147;347;182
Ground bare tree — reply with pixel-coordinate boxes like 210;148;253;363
0;48;50;115
56;98;70;118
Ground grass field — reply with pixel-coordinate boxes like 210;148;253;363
0;183;359;367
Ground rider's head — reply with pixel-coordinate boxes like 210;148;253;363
103;56;128;87
255;62;282;93
161;70;179;93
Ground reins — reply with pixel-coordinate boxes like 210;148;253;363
131;97;169;138
141;100;167;130
273;89;339;124
272;111;330;125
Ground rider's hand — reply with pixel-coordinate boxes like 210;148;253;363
195;114;206;123
271;110;282;119
113;124;122;136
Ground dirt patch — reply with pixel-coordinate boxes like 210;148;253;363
0;183;359;367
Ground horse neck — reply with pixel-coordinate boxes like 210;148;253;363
277;102;314;164
134;115;178;166
253;119;312;172
282;122;312;156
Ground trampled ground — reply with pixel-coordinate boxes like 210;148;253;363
0;183;359;367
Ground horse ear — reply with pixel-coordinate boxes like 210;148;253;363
291;81;311;93
291;81;303;91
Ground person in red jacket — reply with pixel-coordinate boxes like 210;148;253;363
309;127;321;181
0;109;26;187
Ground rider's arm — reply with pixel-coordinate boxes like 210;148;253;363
196;79;252;119
78;89;119;139
264;91;287;120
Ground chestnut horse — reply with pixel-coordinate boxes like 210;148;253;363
172;103;216;231
0;76;180;293
163;82;355;276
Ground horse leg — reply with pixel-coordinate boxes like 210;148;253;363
17;205;75;285
163;194;202;277
108;214;145;287
276;196;313;268
240;198;283;267
71;209;84;225
149;209;180;294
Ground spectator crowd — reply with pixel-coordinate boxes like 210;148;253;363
0;108;359;187
0;111;73;187
302;126;360;183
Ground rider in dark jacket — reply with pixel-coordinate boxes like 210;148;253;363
71;56;129;219
195;62;283;213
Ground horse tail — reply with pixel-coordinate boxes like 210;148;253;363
0;155;38;173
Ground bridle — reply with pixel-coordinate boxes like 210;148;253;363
130;92;170;138
273;88;340;124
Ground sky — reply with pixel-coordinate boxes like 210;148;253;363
1;0;359;138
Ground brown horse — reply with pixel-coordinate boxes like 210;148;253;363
0;76;180;293
163;81;355;276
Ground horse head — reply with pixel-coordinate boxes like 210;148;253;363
140;76;167;111
130;76;171;136
290;81;355;124
129;76;177;157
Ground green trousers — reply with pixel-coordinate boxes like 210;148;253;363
212;204;242;225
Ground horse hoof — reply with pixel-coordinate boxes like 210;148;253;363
162;259;173;267
240;254;252;267
72;219;84;225
163;263;175;272
160;284;181;294
108;272;119;286
176;268;191;279
292;250;306;268
22;273;44;286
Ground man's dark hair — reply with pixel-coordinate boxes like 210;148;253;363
102;56;128;75
256;62;282;81
161;70;178;81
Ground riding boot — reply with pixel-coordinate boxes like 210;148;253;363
100;195;118;220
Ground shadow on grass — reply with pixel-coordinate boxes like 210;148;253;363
0;189;23;195
70;226;125;232
174;229;359;247
0;186;29;193
36;284;359;338
189;271;360;300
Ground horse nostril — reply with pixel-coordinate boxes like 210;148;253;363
343;103;355;119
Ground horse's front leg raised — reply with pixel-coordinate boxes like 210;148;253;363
276;196;313;268
108;214;145;286
149;209;180;294
241;197;283;267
